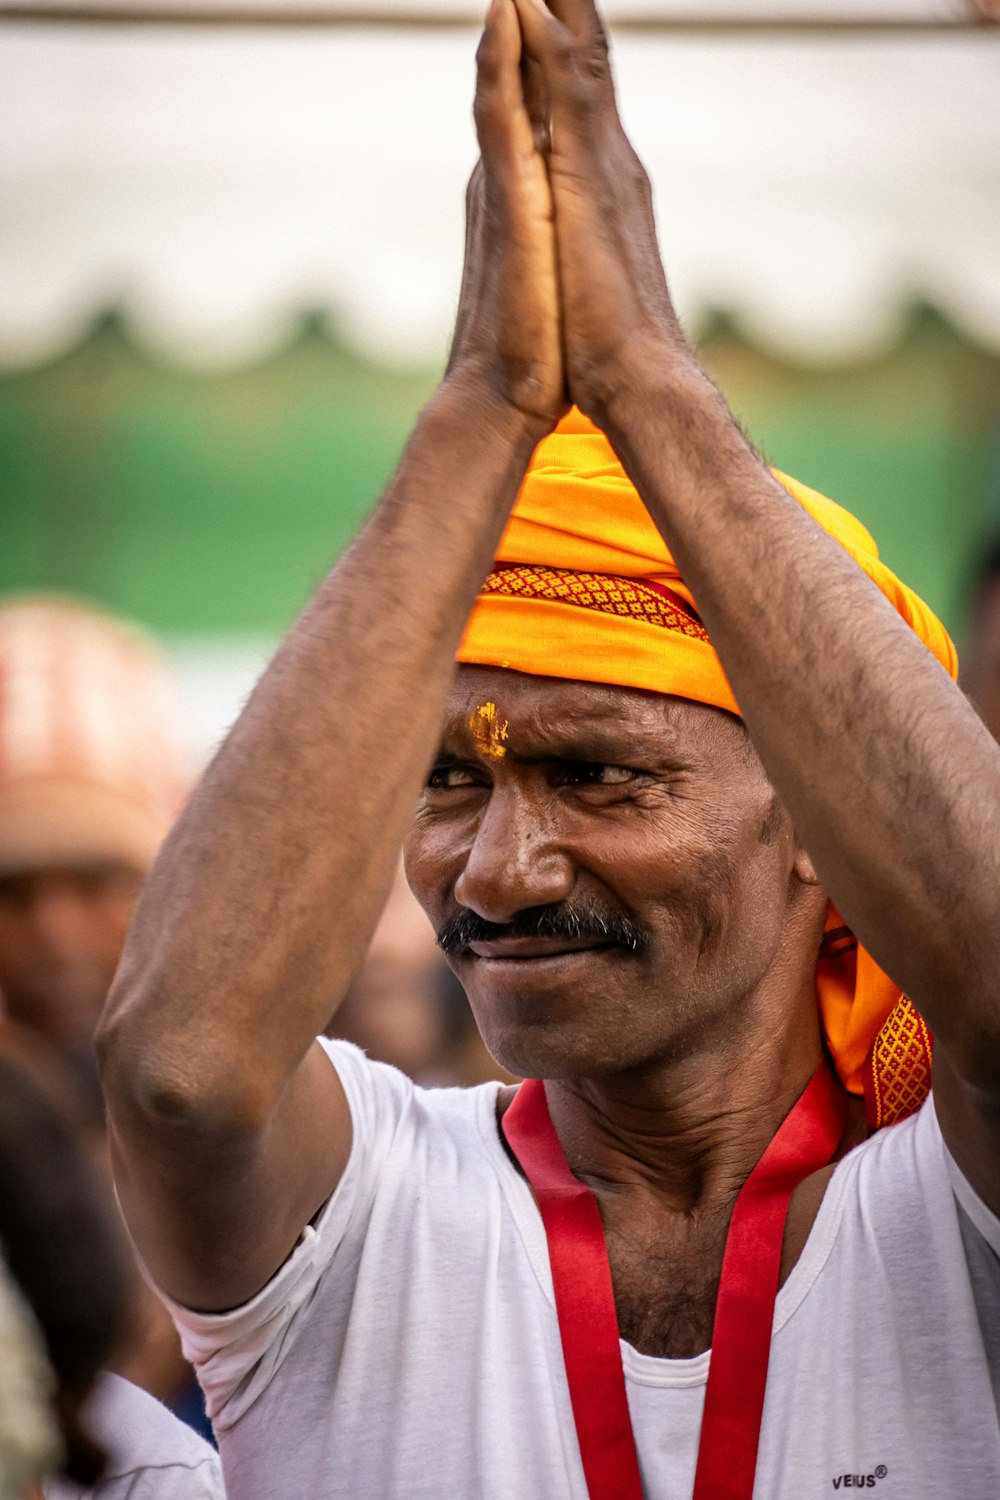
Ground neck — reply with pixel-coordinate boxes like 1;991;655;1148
543;1016;829;1217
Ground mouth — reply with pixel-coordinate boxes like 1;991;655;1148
437;902;649;969
465;936;617;964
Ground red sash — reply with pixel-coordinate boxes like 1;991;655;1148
501;1061;847;1500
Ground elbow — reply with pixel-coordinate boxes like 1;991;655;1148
97;975;275;1146
96;1004;201;1138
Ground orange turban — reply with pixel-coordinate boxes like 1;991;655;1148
458;409;957;1127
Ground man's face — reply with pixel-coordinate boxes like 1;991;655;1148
406;666;821;1080
0;863;144;1049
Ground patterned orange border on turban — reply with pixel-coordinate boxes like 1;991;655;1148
458;409;957;1127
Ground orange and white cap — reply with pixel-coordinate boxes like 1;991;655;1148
0;595;188;876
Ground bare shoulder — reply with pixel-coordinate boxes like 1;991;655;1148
780;1092;868;1285
930;1047;1000;1220
780;1163;838;1286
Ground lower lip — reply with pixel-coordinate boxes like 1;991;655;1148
468;946;615;972
463;949;626;1013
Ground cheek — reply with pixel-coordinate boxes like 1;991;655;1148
634;820;778;955
403;821;457;929
683;841;792;982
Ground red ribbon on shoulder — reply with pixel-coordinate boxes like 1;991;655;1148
501;1062;848;1500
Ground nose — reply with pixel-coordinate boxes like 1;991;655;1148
453;784;575;924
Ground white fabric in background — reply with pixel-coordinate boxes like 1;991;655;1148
0;26;998;370
44;1374;224;1500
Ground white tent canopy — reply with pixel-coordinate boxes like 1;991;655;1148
3;0;990;24
1;4;998;370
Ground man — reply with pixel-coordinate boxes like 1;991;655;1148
98;1;1000;1496
0;595;185;1123
0;596;221;1440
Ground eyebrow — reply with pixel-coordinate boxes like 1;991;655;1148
436;718;672;766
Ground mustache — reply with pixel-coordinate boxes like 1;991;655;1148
437;902;648;956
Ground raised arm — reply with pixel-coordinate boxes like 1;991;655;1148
515;0;1000;1205
98;0;565;1314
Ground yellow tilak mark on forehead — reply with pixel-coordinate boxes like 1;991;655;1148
469;701;509;759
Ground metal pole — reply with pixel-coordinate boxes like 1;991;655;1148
0;2;997;28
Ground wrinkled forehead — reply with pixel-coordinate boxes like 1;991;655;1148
443;663;755;766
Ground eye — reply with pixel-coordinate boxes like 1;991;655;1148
426;763;481;791
560;761;637;787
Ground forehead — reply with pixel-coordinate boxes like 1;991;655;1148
443;664;751;766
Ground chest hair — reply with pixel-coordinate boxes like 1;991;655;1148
603;1209;731;1360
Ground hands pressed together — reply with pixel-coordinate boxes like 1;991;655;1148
97;0;1000;1326
447;0;695;437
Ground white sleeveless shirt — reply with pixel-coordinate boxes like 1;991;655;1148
167;1039;1000;1499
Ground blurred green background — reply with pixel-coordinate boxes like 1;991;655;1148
3;305;999;647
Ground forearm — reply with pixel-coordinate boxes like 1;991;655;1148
599;361;1000;1072
100;383;543;1128
509;0;1000;1064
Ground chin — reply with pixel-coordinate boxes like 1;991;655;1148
473;1012;633;1082
455;948;660;1079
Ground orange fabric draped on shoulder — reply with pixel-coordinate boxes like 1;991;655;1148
457;409;956;1126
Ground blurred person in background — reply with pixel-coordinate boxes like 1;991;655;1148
0;596;209;1440
330;861;515;1086
0;596;186;1125
961;539;1000;743
0;1042;224;1500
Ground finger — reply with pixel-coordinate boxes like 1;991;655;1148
448;161;494;369
520;55;552;156
461;161;486;272
546;0;614;104
546;0;610;57
474;0;530;163
475;0;554;249
513;0;618;131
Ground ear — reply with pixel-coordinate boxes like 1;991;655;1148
790;836;822;888
761;788;822;889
